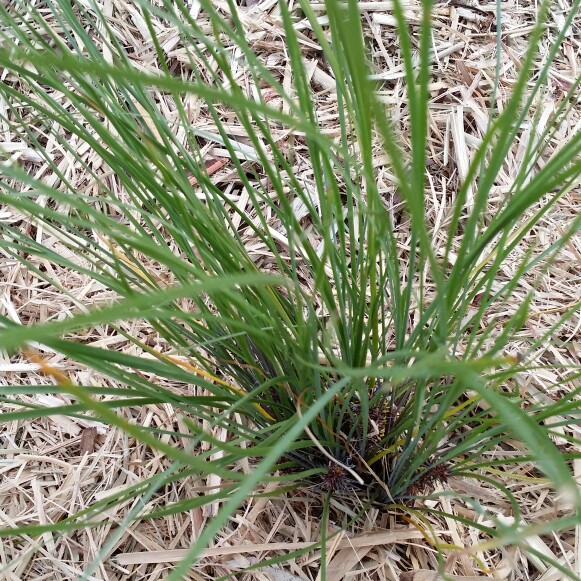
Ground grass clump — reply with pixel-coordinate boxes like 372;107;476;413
0;0;580;577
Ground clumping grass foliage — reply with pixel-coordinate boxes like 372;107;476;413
0;0;580;577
